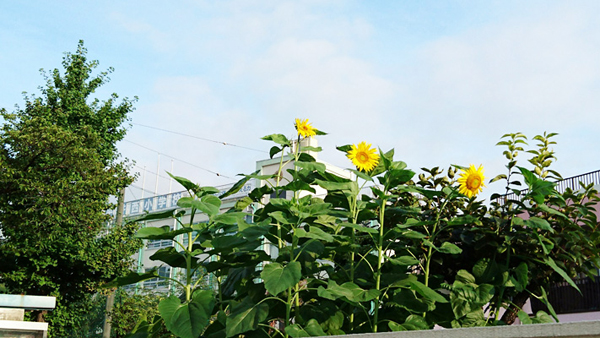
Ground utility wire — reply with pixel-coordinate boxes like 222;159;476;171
134;164;171;181
130;184;160;196
132;122;267;154
123;139;234;180
127;186;138;200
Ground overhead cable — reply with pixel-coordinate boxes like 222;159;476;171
132;122;267;154
123;139;234;180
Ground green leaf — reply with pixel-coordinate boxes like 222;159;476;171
517;310;532;324
295;161;326;173
403;315;429;330
150;247;199;269
298;153;316;162
388;321;407;331
177;196;221;217
300;146;323;153
317;281;354;301
134;226;192;240
393;289;431;313
342;283;380;302
518;166;555;203
348;169;373;182
544;258;580;293
167;172;199;192
269;146;282;159
211;236;247;251
284;180;316;194
315;180;358;194
536;204;567;218
286;324;310;338
129;209;179;223
409;280;448;303
261;133;291;146
212;212;246;225
400;230;427;239
525;217;553;232
102;270;158;288
341;222;377;234
220;171;257;199
234;197;253;211
447;215;481;226
437;242;462;254
261;261;302;296
489;174;507;184
335;144;352;153
513;262;529;292
530;310;554;324
455;270;476;284
287;319;326;337
389;256;420;266
159;291;215;338
226;299;269;337
268;211;298;225
296;227;334;243
317;280;379;303
304;319;326;336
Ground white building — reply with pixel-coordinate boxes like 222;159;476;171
123;137;354;293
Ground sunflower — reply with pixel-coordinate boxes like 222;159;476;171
347;142;379;172
457;164;485;198
294;118;316;138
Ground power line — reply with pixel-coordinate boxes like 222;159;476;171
127;186;138;200
132;122;267;154
130;184;159;196
134;164;171;181
123;139;234;180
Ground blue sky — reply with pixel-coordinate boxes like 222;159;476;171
2;1;600;201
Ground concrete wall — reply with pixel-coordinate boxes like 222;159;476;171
329;321;600;338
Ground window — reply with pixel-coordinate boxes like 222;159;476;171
143;266;171;289
147;239;173;249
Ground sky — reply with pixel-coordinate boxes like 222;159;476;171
2;0;600;202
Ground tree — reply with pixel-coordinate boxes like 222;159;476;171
0;41;141;337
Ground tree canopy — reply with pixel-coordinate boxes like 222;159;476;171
0;41;141;337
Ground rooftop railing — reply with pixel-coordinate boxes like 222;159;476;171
531;275;600;314
495;169;600;204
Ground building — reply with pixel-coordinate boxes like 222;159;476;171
123;137;354;293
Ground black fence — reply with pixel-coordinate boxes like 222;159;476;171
531;275;600;314
496;169;600;205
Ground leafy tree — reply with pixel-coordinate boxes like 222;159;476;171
0;41;141;337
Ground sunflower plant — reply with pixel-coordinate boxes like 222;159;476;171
108;123;600;338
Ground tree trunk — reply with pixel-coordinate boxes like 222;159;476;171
501;291;530;324
36;310;47;322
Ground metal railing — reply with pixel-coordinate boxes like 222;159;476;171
531;275;600;314
496;169;600;204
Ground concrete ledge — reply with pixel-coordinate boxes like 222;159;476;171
330;321;600;338
0;320;48;338
0;295;56;311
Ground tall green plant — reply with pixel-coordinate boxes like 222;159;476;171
110;123;600;338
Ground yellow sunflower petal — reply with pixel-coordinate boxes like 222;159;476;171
347;141;379;172
458;164;485;198
294;118;316;138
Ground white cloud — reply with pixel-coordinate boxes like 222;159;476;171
388;3;600;181
110;1;600;200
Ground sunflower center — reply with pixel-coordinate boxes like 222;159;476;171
467;175;481;190
357;152;369;163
